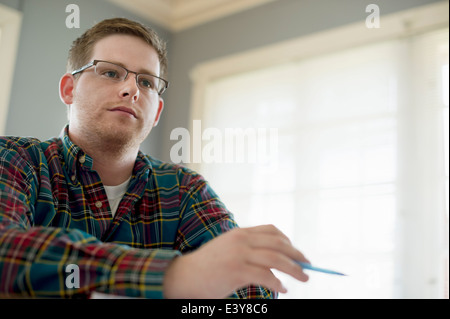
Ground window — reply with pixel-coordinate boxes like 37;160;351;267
0;4;22;135
190;4;448;298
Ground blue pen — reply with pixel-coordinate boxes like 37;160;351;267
296;261;346;276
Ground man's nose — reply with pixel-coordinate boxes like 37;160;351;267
119;74;140;102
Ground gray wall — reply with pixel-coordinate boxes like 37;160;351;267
0;0;170;155
1;0;443;160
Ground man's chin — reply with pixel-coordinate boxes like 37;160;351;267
103;125;151;149
73;119;150;153
101;129;137;148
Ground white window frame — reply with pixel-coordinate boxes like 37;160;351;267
190;1;449;140
0;4;22;135
189;1;449;298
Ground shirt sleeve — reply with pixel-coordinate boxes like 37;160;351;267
175;167;277;299
0;140;180;298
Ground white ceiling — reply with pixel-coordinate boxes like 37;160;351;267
106;0;275;32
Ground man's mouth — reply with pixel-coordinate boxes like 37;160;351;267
109;106;137;118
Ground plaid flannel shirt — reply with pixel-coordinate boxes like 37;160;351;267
0;126;275;299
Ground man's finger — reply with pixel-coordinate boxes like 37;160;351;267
246;249;309;283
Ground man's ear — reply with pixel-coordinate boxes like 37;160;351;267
153;98;164;127
59;73;75;105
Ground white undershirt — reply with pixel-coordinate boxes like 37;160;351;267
103;177;131;218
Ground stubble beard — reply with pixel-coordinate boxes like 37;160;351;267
70;101;150;159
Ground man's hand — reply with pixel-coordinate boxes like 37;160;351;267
163;224;309;299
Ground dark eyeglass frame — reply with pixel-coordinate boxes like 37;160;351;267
71;59;169;95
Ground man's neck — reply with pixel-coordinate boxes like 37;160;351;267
69;132;138;186
91;150;136;186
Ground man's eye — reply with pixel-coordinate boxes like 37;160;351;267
139;78;155;89
101;70;119;78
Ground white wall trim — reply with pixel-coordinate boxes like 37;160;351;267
0;4;22;135
171;0;275;31
106;0;275;32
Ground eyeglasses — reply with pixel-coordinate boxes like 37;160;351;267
71;60;169;95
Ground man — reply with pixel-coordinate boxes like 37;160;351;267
0;18;309;299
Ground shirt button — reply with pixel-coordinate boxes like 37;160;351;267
95;201;103;208
79;155;86;164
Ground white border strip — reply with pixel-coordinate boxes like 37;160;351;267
0;4;22;135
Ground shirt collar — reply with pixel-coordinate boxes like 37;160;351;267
59;125;153;181
60;125;91;177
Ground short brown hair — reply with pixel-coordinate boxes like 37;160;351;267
67;18;168;79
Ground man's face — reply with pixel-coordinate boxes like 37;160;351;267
62;34;164;151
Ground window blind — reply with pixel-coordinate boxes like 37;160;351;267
198;28;448;298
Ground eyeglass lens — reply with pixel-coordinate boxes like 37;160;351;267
95;61;163;94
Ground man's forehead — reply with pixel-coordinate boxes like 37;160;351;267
90;34;160;75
